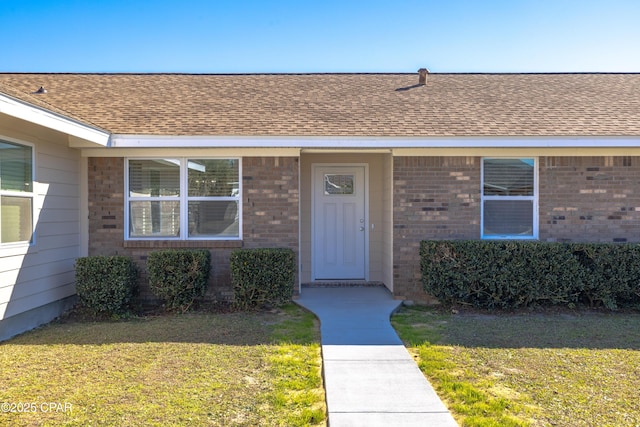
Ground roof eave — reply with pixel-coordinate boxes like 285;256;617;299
109;134;640;149
0;93;110;147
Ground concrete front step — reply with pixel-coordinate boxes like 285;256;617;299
302;281;386;288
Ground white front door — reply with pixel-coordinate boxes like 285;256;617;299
313;165;367;280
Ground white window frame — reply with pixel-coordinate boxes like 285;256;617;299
125;157;242;241
481;157;538;240
0;137;35;249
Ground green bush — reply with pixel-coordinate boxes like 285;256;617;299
571;244;640;309
147;249;211;312
230;248;296;309
75;256;138;315
421;240;640;309
420;241;583;309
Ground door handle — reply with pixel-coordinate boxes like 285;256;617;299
359;226;365;231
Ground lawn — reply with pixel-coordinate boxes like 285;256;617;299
392;306;640;427
0;304;325;427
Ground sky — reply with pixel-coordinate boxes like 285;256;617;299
1;0;639;73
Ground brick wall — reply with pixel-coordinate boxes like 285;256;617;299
392;156;480;302
88;154;640;304
242;157;299;249
88;157;126;256
392;155;640;303
539;156;640;243
87;156;299;302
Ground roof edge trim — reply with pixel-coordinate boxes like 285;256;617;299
0;93;110;146
109;135;640;149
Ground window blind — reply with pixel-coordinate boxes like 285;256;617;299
482;158;536;238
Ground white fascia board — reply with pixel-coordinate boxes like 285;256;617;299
110;135;640;149
0;94;110;146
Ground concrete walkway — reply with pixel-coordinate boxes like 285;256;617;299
296;286;458;427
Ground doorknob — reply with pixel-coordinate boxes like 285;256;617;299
359;226;365;231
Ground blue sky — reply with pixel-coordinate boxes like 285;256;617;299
2;0;639;73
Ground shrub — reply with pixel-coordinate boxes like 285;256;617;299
75;256;138;315
420;240;583;309
230;248;296;309
571;244;640;309
147;249;211;312
421;240;640;309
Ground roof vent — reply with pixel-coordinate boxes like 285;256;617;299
418;68;429;85
34;86;47;94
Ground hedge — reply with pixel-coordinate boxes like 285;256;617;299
147;249;211;312
230;248;296;309
421;240;640;309
75;256;138;315
571;244;640;309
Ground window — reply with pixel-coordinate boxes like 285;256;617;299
324;174;354;195
481;158;537;239
126;158;240;240
0;140;34;245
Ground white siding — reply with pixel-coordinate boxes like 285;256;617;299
1;116;81;323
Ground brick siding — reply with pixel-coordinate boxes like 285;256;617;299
392;157;480;302
392;155;640;303
88;157;126;256
88;154;640;305
539;156;640;243
242;157;299;249
87;157;299;302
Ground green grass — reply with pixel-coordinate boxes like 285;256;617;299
0;304;325;426
392;306;640;427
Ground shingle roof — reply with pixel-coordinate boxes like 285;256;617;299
0;80;100;129
1;73;639;137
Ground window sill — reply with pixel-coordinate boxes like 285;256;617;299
124;240;243;249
